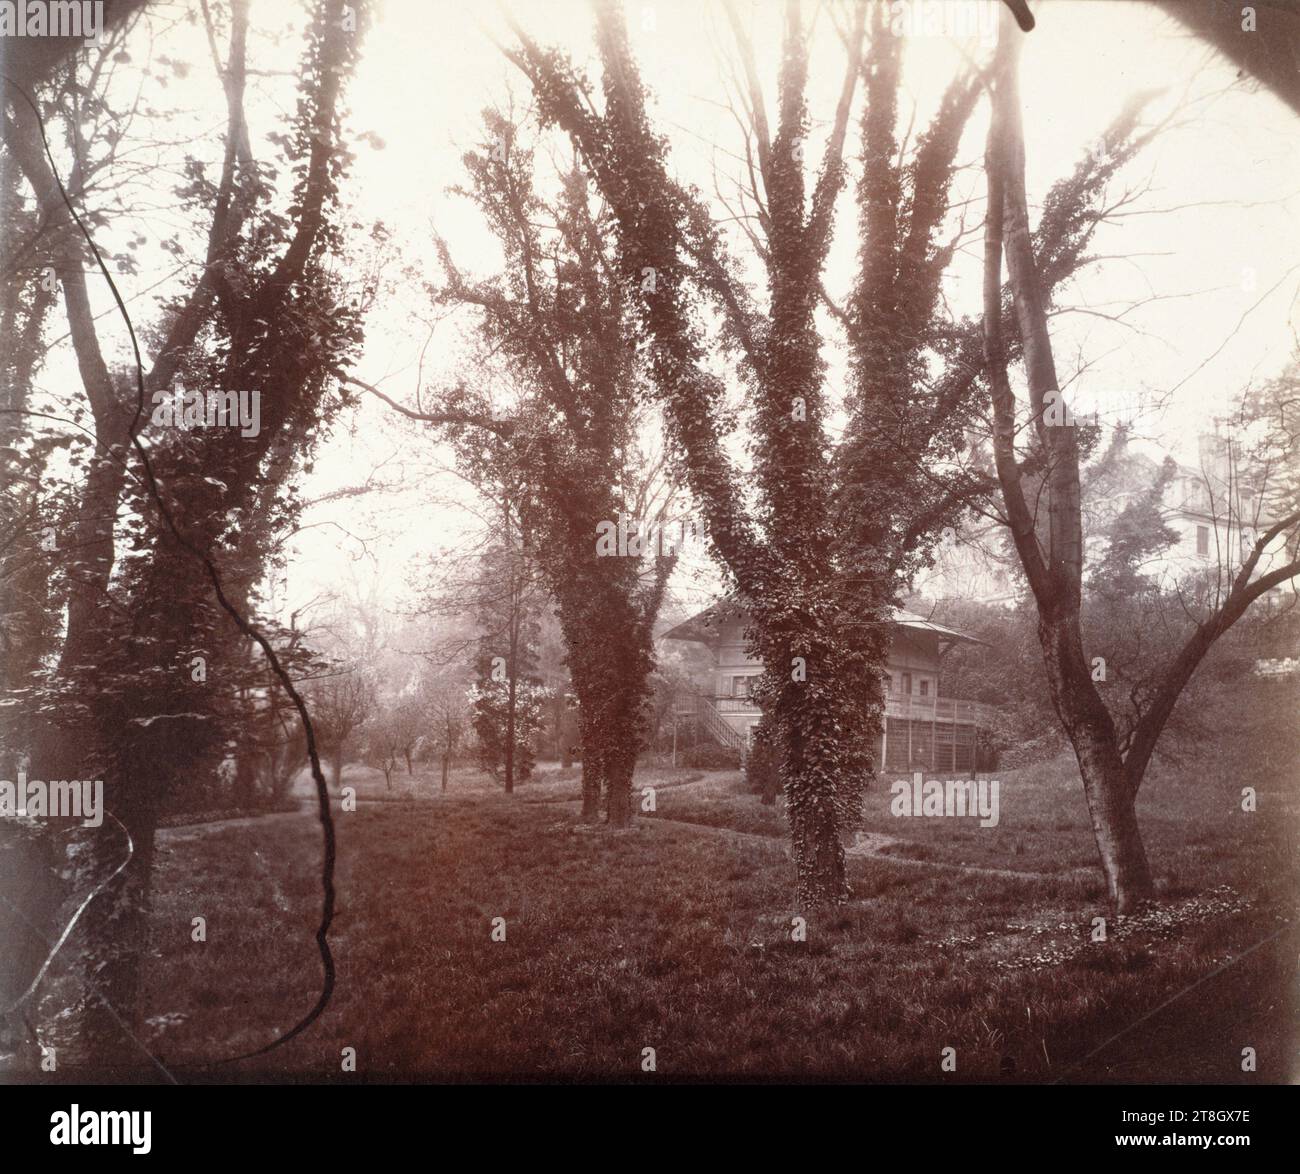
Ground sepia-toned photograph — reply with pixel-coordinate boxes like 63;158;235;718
1;0;1297;1146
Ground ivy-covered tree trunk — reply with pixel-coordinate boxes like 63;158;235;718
429;113;669;831
0;823;68;1055
508;0;1134;900
76;773;159;1068
604;753;635;828
1;0;368;1063
508;0;877;902
770;619;883;905
578;725;603;824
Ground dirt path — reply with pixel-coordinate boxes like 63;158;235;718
636;810;1071;882
842;829;1072;880
157;784;1087;886
158;806;316;841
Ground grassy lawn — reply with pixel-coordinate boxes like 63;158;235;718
22;755;1289;1082
651;758;1299;894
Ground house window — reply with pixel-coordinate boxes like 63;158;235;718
1196;525;1209;556
732;676;751;698
902;672;912;696
885;674;893;693
919;679;929;697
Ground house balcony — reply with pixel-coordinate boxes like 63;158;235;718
710;696;761;715
686;691;987;728
675;690;998;770
703;694;995;726
883;695;996;727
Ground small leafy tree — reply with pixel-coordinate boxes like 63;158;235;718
422;677;469;791
309;671;375;789
468;677;550;785
364;700;421;789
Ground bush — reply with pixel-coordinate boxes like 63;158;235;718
682;743;741;769
743;735;781;800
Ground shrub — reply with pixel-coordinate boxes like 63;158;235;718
743;731;781;803
682;743;741;769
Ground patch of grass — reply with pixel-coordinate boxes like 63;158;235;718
648;756;1297;900
16;754;1294;1083
13;749;1290;1083
647;769;789;836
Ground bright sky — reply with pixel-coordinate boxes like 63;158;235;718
34;1;1300;624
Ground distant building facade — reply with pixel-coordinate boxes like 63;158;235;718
662;598;994;774
918;430;1290;605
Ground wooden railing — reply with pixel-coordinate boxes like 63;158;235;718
883;695;996;726
713;696;760;714
675;691;747;749
693;693;993;726
674;691;995;756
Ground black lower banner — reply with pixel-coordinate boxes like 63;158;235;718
1;1081;1292;1162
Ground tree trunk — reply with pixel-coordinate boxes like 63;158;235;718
441;751;449;792
504;675;516;794
579;737;602;824
1051;650;1156;910
0;821;70;1052
330;746;344;791
1039;613;1157;910
234;745;258;809
1077;753;1154;911
984;17;1155;916
791;805;848;908
604;750;635;828
783;720;857;907
76;782;159;1070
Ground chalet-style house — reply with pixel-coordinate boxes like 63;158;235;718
663;598;994;774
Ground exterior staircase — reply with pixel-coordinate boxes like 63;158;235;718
674;689;746;751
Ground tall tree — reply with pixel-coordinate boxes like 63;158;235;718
1;0;370;1058
981;8;1300;909
365;108;675;825
506;0;1140;902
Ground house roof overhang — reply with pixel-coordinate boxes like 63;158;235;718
661;597;988;648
